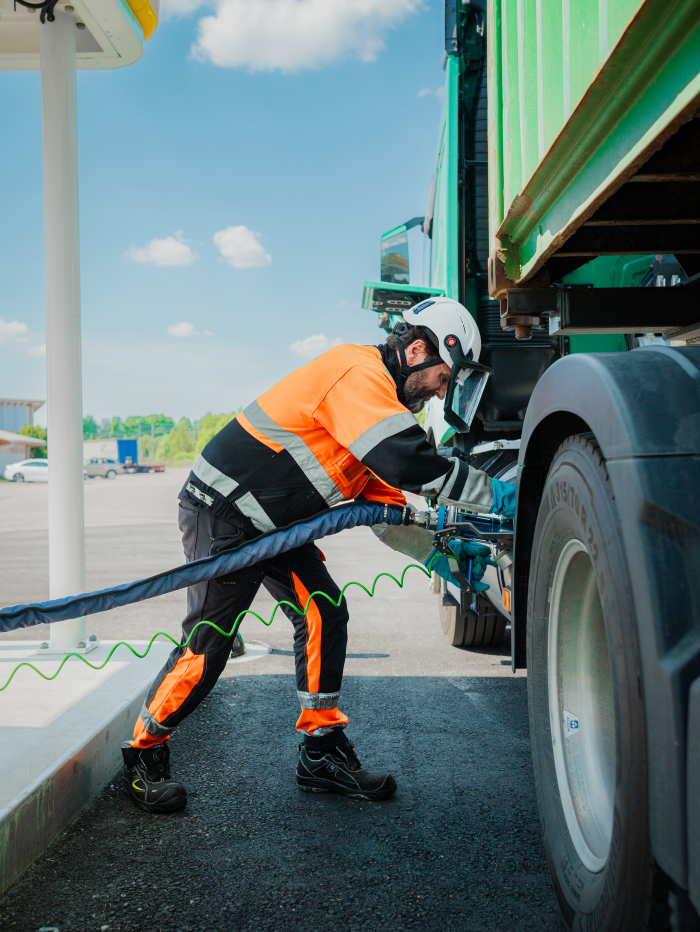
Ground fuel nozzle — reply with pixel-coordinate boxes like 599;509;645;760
405;509;438;531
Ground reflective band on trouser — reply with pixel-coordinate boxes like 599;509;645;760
297;690;341;709
138;702;175;739
348;410;417;461
186;481;213;506
131;647;206;749
291;571;348;736
243;401;344;507
192;454;239;497
235;490;276;533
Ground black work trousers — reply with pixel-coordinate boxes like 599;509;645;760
131;501;350;749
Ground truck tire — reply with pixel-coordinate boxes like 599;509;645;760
440;592;506;648
528;433;668;931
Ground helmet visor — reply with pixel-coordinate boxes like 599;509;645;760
444;367;490;432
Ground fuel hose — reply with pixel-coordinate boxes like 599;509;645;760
0;501;428;691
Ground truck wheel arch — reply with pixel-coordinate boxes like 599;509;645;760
514;346;700;893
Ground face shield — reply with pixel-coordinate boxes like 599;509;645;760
444;366;490;432
441;338;493;433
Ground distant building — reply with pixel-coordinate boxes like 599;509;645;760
0;399;44;434
0;400;46;474
0;429;47;473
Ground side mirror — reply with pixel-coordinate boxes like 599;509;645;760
381;227;410;284
380;217;424;285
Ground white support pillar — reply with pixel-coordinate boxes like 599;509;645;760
39;13;93;655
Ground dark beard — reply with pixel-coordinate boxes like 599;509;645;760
403;368;437;414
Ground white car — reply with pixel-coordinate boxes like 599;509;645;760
4;459;49;482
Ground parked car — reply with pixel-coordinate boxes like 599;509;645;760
4;459;49;482
83;457;123;479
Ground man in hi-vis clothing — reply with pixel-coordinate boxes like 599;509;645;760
121;297;516;812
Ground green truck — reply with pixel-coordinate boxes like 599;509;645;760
362;2;700;928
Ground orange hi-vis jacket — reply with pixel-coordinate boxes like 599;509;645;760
180;343;452;533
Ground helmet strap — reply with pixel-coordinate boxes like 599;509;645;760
395;335;445;403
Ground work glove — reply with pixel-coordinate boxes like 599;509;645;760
371;510;434;564
434;459;517;518
426;539;496;592
490;478;516;518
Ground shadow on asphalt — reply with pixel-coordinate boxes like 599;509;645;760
0;674;562;932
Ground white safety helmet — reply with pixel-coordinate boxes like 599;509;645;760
398;295;492;432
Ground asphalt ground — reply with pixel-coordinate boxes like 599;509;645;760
0;469;563;931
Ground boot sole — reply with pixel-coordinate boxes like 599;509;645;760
296;776;397;801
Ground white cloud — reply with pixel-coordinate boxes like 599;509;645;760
167;321;199;337
213;226;272;268
203;330;215;336
289;334;341;358
192;0;422;73
126;232;197;267
0;318;29;344
418;86;444;100
28;343;46;356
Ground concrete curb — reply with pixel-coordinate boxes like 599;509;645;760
0;682;148;894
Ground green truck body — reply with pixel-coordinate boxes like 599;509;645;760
489;0;700;289
363;2;700;928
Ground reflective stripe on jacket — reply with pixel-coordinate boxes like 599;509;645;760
180;344;451;533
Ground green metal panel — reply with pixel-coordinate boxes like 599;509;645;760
381;224;408;240
361;281;444;312
429;56;461;300
501;1;524;202
567;0;599;115
518;0;539;188
568;334;628;354
489;0;700;283
562;254;655;289
444;56;460;300
560;253;655;351
488;0;505;265
537;0;564;159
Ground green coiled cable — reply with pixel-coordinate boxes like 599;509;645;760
0;562;433;692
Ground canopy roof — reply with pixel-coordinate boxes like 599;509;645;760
0;0;158;70
0;399;45;411
0;428;47;447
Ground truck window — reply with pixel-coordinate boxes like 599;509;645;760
381;229;410;284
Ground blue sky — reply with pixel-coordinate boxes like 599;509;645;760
0;0;446;426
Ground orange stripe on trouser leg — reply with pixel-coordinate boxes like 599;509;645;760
131;647;206;749
291;572;348;735
292;571;323;693
296;707;349;735
131;719;164;750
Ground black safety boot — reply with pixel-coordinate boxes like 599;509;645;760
296;738;397;801
121;741;188;814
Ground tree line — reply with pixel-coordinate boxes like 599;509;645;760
19;412;241;465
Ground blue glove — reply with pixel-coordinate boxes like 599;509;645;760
491;478;516;518
425;539;496;592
